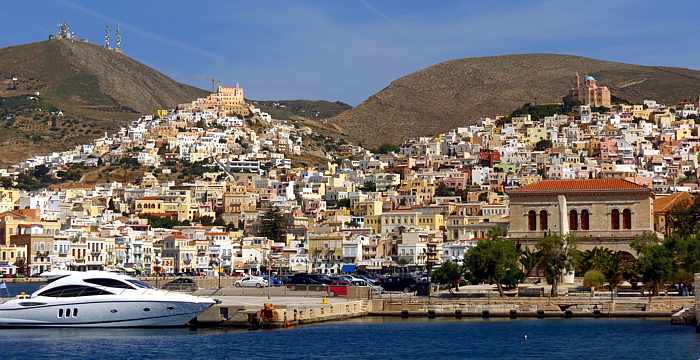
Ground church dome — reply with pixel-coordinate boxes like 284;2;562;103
585;75;595;81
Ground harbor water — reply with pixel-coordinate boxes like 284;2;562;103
0;317;699;359
3;282;43;297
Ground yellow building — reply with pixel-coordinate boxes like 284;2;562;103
0;189;19;212
306;232;345;263
353;200;383;217
370;211;445;234
526;126;548;146
179;85;250;117
154;109;169;118
398;178;435;206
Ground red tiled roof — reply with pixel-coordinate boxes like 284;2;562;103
654;192;694;213
509;179;650;194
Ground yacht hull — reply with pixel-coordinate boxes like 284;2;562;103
0;300;213;328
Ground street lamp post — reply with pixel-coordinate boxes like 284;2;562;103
267;254;272;300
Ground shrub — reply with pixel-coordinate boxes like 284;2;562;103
583;269;605;289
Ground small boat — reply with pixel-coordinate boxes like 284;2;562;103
0;271;215;328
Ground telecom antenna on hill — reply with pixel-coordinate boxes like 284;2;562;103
115;25;122;52
104;25;111;49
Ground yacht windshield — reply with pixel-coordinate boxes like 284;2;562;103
127;279;154;289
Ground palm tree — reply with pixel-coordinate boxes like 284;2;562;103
578;247;613;274
598;250;628;300
536;234;577;297
519;247;541;279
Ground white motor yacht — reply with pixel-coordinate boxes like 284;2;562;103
0;271;215;327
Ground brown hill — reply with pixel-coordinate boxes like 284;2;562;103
250;100;351;120
0;39;208;166
333;54;700;148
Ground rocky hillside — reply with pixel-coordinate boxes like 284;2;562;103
250;100;351;120
332;54;700;148
0;39;208;166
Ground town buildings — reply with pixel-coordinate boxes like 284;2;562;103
0;78;697;277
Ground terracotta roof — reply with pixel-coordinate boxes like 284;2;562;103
509;179;650;194
654;192;694;213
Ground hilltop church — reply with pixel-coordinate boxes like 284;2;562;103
569;73;611;108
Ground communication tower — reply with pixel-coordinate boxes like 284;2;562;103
104;25;111;49
115;25;122;52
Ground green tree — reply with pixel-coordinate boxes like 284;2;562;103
336;198;351;209
199;215;214;226
259;207;287;242
435;183;456;197
375;144;400;154
634;239;673;298
464;229;520;296
598;250;631;300
519;247;541;279
667;201;700;238
107;198;117;211
536;234;577;297
663;231;700;284
142;215;183;229
577;246;613;274
431;261;463;291
213;217;226;227
583;269;605;296
534;139;553;152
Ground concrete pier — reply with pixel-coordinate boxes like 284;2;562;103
193;296;370;328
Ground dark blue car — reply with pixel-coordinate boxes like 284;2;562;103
262;275;284;286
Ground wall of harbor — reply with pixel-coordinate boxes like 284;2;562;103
372;297;692;318
191;294;692;329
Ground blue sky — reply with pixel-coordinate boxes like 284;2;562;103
0;0;698;105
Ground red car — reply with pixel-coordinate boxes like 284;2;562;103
328;280;352;296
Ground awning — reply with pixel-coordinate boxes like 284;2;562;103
341;264;357;273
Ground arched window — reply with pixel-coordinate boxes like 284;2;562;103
611;209;620;230
569;210;578;231
539;210;548;231
528;210;536;231
622;209;632;230
580;210;590;230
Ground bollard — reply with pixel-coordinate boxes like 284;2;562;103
536;309;545;319
593;309;601;318
481;310;490;319
509;309;518;319
400;310;409;318
564;309;573;318
455;310;463;319
427;310;436;319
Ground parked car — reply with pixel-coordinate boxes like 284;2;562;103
262;275;284;286
305;273;335;285
355;274;380;285
380;276;419;293
285;274;323;285
234;276;268;288
162;277;198;292
328;280;352;296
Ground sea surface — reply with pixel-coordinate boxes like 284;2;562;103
0;317;698;359
4;282;43;297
